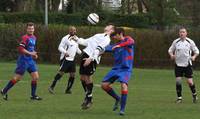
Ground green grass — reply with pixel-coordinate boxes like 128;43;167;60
0;62;200;119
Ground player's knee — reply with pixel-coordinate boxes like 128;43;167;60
176;78;182;85
121;83;128;90
187;79;194;86
101;83;108;90
69;73;75;78
58;71;64;76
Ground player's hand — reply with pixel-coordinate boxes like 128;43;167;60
170;55;175;60
191;56;196;61
112;45;120;50
65;53;69;57
33;54;38;59
83;58;92;67
30;51;38;59
71;35;78;42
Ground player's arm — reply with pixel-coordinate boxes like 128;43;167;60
168;40;176;60
76;46;82;55
18;37;37;59
92;38;110;60
83;37;110;66
112;36;134;50
76;37;91;46
105;45;114;52
58;37;69;57
190;40;199;61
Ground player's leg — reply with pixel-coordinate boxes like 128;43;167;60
186;78;198;103
185;65;198;103
65;72;75;94
117;71;131;115
28;61;42;100
1;60;26;100
175;77;182;103
119;82;128;116
175;65;183;103
80;75;87;92
49;59;66;93
65;61;76;94
81;75;94;109
1;74;22;100
79;53;96;109
49;71;64;93
102;71;120;111
101;81;120;111
30;71;42;100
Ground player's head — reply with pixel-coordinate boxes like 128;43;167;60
111;27;125;41
26;22;35;35
179;27;187;39
69;26;77;36
104;24;115;35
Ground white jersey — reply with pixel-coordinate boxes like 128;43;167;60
168;37;199;67
77;33;110;64
58;34;82;61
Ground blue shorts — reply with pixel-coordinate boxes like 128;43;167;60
15;59;37;75
103;69;132;84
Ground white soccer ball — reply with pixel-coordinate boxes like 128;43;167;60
87;13;99;25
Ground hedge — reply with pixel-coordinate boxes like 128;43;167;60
0;12;155;28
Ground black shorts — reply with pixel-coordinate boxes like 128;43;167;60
79;53;97;76
175;64;193;78
59;58;76;73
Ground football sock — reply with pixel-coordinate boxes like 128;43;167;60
104;87;120;101
66;77;75;91
120;90;128;112
189;84;197;96
81;80;87;92
50;73;62;89
86;83;93;102
31;80;37;97
2;79;17;94
176;80;182;98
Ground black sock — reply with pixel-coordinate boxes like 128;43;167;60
66;77;75;91
50;73;62;89
176;83;182;98
81;81;87;92
86;83;93;102
189;84;197;96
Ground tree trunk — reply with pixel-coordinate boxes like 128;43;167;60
121;0;126;14
137;0;143;13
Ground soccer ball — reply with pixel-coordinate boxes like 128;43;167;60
87;13;99;25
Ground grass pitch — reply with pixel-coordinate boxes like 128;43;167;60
0;62;200;119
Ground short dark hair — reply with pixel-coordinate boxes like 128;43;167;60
27;22;34;27
111;27;125;36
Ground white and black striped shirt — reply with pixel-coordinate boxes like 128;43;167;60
168;37;199;67
77;33;110;64
58;34;82;61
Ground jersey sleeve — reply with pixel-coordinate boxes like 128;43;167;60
118;36;134;47
76;46;82;55
168;40;176;54
18;36;28;53
91;36;110;60
190;40;199;55
105;45;114;52
58;37;68;54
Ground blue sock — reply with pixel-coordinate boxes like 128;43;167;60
31;80;37;97
105;87;120;101
120;91;128;112
3;79;17;94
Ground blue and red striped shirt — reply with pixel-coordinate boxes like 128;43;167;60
105;36;134;71
18;34;36;61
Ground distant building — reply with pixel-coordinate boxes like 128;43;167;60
102;0;121;11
